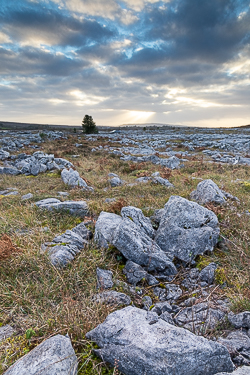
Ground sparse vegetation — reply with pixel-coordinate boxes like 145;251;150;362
0;130;249;374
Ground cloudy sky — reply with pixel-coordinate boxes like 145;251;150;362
0;0;249;127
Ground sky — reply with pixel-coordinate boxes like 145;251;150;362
0;0;249;127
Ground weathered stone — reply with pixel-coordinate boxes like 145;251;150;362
123;260;158;286
121;206;155;238
151;301;172;315
0;150;10;160
218;331;250;364
61;168;88;188
228;311;250;329
86;306;234;375
142;296;152;310
175;302;227;333
94;211;123;249
159;311;175;325
96;268;113;289
93;291;131;306
216;366;250;375
0;325;15;342
35;198;88;217
199;262;217;285
152;176;174;188
155;196;220;263
110;176;123;187
21;193;33;200
113;218;177;276
71;222;92;240
190;179;227;205
0;167;21;175
3;334;77;375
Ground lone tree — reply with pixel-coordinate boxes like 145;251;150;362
82;114;98;134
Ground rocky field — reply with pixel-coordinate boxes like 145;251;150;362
0;125;250;375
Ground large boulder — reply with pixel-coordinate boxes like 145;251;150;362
121;206;155;239
190;179;227;205
3;334;77;375
155;196;220;263
113;218;177;276
86;306;234;375
94;212;122;249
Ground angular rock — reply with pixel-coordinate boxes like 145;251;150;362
228;311;250;329
71;222;92;240
151;301;172;315
0;149;10;160
110;176;123;187
155;196;220;263
4;334;77;375
190;179;227;205
218;330;250;364
93;291;131;306
61;168;88;188
152;176;174;188
142;296;152;310
94;211;122;249
175;302;227;334
0;325;15;342
121;206;155;238
159;311;175;325
0;167;21;175
86;306;234;375
199;262;217;285
96;268;113;289
113;218;177;276
123;260;158;286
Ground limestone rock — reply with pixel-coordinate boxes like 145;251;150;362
3;334;77;375
123;260;158;286
199;262;217;285
61;168;88;188
94;211;122;249
86;306;234;375
190;179;227;205
93;291;131;306
216;367;250;375
35;198;88;217
227;311;250;329
121;206;155;238
96;268;114;289
155;196;220;263
113;218;177;276
218;330;250;365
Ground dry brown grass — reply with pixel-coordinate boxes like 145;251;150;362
0;235;21;260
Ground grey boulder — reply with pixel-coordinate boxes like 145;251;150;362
86;306;234;375
155;196;220;263
96;268;114;289
113;218;177;276
94;211;122;249
110;176;123;187
152;176;174;188
0;167;21;175
190;179;227;205
3;334;77;375
121;206;155;238
61;168;88;188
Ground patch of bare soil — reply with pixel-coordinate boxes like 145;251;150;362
0;235;21;260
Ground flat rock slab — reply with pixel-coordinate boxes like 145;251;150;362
35;198;88;217
3;334;77;375
93;291;131;306
86;306;233;375
155;196;220;263
216;366;250;375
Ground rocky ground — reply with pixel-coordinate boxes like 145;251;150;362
0;125;250;375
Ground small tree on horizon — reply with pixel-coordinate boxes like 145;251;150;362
81;114;98;134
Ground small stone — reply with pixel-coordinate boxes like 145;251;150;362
96;268;113;289
93;291;131;306
21;193;33;200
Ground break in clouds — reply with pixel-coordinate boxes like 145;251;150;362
0;0;249;127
